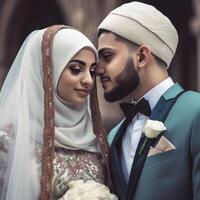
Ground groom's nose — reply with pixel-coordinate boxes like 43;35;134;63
95;61;105;76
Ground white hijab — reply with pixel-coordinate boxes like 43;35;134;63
52;28;99;152
0;27;98;200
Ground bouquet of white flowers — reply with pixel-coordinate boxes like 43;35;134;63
59;180;118;200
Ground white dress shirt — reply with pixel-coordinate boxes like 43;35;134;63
121;77;174;182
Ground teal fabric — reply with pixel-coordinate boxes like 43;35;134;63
108;83;200;200
108;120;124;145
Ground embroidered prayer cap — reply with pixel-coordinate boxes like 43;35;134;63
98;1;179;68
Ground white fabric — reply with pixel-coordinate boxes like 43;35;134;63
0;27;98;200
54;94;98;152
52;29;98;152
121;77;174;182
98;1;178;67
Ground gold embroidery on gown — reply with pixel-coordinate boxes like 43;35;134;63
0;132;105;199
52;149;105;199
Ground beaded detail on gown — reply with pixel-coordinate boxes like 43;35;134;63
0;131;105;199
52;148;105;199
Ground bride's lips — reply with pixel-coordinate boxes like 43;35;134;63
75;88;90;96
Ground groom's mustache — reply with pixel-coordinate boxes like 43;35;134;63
100;75;111;83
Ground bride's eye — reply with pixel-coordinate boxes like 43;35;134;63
68;65;82;75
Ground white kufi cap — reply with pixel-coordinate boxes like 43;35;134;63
98;1;179;67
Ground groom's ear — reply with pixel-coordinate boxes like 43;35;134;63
136;45;152;68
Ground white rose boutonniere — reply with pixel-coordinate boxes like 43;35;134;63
60;180;118;200
139;119;166;155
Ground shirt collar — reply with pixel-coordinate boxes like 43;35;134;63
143;77;174;110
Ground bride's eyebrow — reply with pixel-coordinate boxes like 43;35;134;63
69;59;85;66
69;59;97;68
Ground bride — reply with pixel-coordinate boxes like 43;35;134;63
0;25;116;200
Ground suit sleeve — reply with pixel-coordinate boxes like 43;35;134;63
191;111;200;200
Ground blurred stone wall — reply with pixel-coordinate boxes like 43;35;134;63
190;0;200;90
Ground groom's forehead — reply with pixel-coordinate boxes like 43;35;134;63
98;32;117;45
98;32;128;53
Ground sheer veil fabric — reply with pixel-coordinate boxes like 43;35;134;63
0;26;101;200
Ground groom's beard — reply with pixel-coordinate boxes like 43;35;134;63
104;57;140;102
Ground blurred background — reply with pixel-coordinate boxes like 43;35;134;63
0;0;200;131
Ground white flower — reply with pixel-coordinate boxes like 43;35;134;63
143;119;166;138
139;119;166;155
60;180;118;200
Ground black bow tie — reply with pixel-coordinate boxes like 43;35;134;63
120;98;151;121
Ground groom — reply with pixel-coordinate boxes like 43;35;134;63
96;1;200;200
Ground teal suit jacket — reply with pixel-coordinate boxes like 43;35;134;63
108;83;200;200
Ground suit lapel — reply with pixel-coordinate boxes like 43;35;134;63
151;83;185;122
110;120;128;200
127;83;185;200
